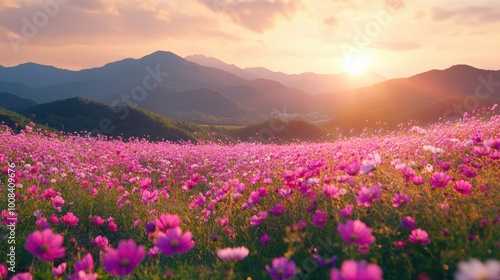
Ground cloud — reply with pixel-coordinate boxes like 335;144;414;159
374;41;420;51
431;6;500;25
196;0;304;33
323;15;338;27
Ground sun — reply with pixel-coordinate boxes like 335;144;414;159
343;52;371;75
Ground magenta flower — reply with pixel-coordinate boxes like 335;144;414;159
260;234;270;245
25;229;66;261
409;228;431;245
269;204;285;217
1;209;17;225
90;215;105;226
155;227;195;256
11;272;33;280
323;185;341;199
338;219;376;246
356;185;382;207
217;246;249;262
453;180;473;195
411;176;424;185
340;205;353;218
148;246;160;259
401;216;417;230
61;212;79;226
330;260;383;280
312;210;327;228
52;262;66;278
345;162;360;176
430;172;452;188
68;271;98;280
92;235;109;249
155;214;181;232
101;239;145;277
35;217;50;230
266;257;296;280
74;253;94;273
0;264;7;279
401;166;415;180
391;193;411;208
250;211;268;226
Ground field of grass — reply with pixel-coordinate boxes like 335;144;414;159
0;108;499;279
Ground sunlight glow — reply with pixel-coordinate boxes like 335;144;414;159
343;52;371;75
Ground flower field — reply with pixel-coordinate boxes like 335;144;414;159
1;111;499;279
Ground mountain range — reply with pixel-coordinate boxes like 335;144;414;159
1;50;499;138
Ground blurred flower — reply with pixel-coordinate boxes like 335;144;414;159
455;258;500;280
266;257;296;280
52;262;66;278
311;254;337;268
409;229;431;245
401;216;417;230
25;229;66;261
92;235;109;249
338;219;376;246
454;180;473;195
312;210;327;227
392;193;411;208
11;272;33;280
217;246;249;262
330;260;382;280
260;234;270;245
155;214;181;232
340;205;353;218
155;227;195;256
430;172;452;188
101;239;145;277
61;212;79;227
74;253;94;273
356;185;382;207
269;204;285;217
250;211;268;226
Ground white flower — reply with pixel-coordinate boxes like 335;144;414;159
455;258;500;280
217;246;249;262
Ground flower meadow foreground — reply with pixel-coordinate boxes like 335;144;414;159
0;111;499;279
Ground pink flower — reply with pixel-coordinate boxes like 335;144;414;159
340;205;353;218
411;176;424;185
92;235;109;249
345;162;360;176
68;271;98;280
155;227;195;256
312;210;327;227
101;239;145;277
330;260;383;280
35;217;50;230
338;220;376;247
453;180;473;195
90;215;105;226
74;253;94;273
1;209;17;225
401;216;417;230
141;190;159;204
356;185;382;207
217;246;249;262
108;221;118;232
155;214;181;232
51;196;65;211
11;272;33;280
0;263;7;279
52;262;67;278
391;193;411;208
269;204;285;217
323;185;341;199
61;212;79;226
50;214;59;224
266;257;296;280
409;228;431;245
250;211;268;226
24;229;66;261
430;172;452;188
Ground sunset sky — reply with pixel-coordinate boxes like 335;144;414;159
1;0;499;78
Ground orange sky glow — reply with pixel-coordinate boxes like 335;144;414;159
1;0;499;78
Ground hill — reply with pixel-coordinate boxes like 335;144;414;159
22;97;231;142
0;92;38;111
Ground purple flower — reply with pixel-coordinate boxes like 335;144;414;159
330;260;383;280
217;246;249;262
340;205;353;218
409;228;431;245
391;193;411;208
323;185;341;199
269;204;285;217
148;247;159;259
260;234;270;245
312;254;337;267
345;162;360;176
101;239;145;277
74;253;94;273
430;172;452;188
266;257;296;280
11;272;33;280
312;210;327;227
61;212;79;227
250;211;268;226
24;229;66;261
356;185;382;207
338;220;376;247
155;214;181;232
401;166;415;180
155;227;195;256
52;262;67;278
453;180;473;195
401;216;417;230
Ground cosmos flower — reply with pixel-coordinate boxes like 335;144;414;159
391;193;411;208
266;257;296;280
101;239;145;277
51;262;66;278
338;220;376;246
24;229;66;261
155;227;195;256
409;228;431;245
400;216;417;230
155;214;181;232
330;260;383;280
453;180;473;195
312;210;327;227
217;246;249;262
455;258;500;280
250;211;268;226
356;185;382;207
61;212;79;227
430;172;452;188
